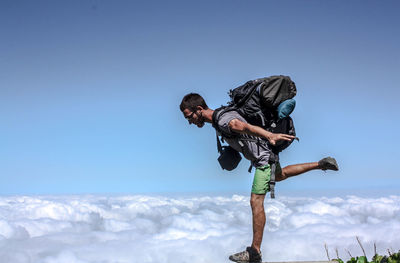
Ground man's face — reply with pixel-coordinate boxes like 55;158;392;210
182;108;205;128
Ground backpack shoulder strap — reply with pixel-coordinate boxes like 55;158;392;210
268;152;279;199
212;106;236;137
269;162;277;199
211;107;224;130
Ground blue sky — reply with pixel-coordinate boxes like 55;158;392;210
1;0;399;195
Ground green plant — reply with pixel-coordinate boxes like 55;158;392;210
329;238;399;263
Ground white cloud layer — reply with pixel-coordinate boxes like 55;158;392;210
0;195;399;263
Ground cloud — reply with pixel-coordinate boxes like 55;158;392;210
0;195;399;263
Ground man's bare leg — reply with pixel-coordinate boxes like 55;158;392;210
276;162;320;182
249;163;320;253
250;193;266;253
247;163;319;255
276;157;339;182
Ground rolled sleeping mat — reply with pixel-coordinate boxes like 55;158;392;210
277;99;296;119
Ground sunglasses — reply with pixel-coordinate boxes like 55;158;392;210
185;111;196;120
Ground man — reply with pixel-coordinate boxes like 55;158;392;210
180;93;338;263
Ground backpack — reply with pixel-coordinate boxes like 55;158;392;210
212;75;299;198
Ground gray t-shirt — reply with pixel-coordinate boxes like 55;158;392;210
216;110;271;168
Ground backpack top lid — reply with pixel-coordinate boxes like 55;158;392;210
258;75;297;109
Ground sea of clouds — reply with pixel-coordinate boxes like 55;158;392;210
0;194;399;263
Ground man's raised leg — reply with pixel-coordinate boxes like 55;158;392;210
276;162;319;181
276;157;339;182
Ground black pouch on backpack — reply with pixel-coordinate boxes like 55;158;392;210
217;146;242;171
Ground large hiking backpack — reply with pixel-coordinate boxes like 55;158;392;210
212;75;298;198
216;75;297;152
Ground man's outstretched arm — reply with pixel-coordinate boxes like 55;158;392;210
228;119;295;146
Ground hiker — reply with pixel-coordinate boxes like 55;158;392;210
180;90;339;263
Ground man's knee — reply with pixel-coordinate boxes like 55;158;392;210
250;194;265;209
275;169;287;182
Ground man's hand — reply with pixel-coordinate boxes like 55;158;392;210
229;119;298;145
267;133;297;146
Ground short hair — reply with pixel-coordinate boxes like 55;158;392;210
180;93;209;112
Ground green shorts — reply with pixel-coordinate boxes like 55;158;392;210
251;163;282;194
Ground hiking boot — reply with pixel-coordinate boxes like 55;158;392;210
318;157;339;171
229;246;262;263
